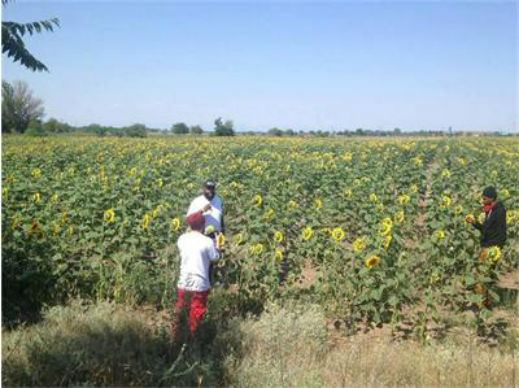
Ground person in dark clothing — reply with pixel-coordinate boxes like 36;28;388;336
466;186;507;248
465;186;507;310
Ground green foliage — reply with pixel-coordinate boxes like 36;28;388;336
171;122;189;134
190;125;204;135
125;123;147;138
1;1;60;72
2;80;45;133
214;117;235;136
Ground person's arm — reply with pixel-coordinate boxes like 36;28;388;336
473;221;483;231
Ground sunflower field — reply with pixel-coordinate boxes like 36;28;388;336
2;135;518;330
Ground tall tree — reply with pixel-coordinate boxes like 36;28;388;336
214;117;235;136
171;122;189;134
2;80;44;133
190;125;204;135
2;0;60;72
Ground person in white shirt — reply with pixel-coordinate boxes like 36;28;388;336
171;211;223;340
187;179;225;236
187;179;225;286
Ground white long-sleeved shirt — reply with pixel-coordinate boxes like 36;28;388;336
177;231;221;291
187;194;224;232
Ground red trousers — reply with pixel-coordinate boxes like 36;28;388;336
172;289;209;337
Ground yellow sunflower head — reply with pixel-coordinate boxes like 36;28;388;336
365;255;381;269
394;210;405;224
171;217;182;231
253;243;264;255
398;194;410;205
441;195;452;208
487;246;502;263
303;227;313;241
353;237;367;253
332;228;346;242
434;229;446;241
383;234;392;250
274;231;284;243
252;194;263;208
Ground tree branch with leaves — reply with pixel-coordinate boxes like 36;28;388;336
2;0;60;72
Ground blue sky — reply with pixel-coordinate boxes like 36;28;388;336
2;1;517;132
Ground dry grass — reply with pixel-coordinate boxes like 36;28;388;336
226;303;519;388
2;300;518;387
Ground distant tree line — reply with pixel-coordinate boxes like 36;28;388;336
2;81;515;138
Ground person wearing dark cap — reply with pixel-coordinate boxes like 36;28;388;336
186;180;225;286
187;179;225;236
466;186;507;249
171;211;222;340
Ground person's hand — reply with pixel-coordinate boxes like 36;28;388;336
465;214;475;224
202;203;212;212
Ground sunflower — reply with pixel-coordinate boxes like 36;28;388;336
234;233;244;245
478;212;486;224
103;208;115;223
500;189;510;199
343;188;353;198
29;220;45;238
51;193;59;203
440;195;452;208
157;178;163;188
394;210;405;224
454;205;463;215
205;225;216;235
289;200;299;209
217;233;226;249
410;185;419;193
52;223;62;236
264;208;275;220
507;210;518;224
275;249;284;262
365;255;380;269
31;193;41;203
31;168;42;179
332;228;346;242
274;231;284;243
253;243;264;255
253;194;263;208
434;229;446;240
487;246;502;263
302;227;313;241
382;217;393;230
353;237;367;253
465;214;475;224
441;169;451;178
343;152;353;162
383;234;392;250
398;194;410;205
141;213;151;229
369;193;378;203
315;198;323;210
171;217;182;231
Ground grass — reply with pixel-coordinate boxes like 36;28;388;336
2;298;518;387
